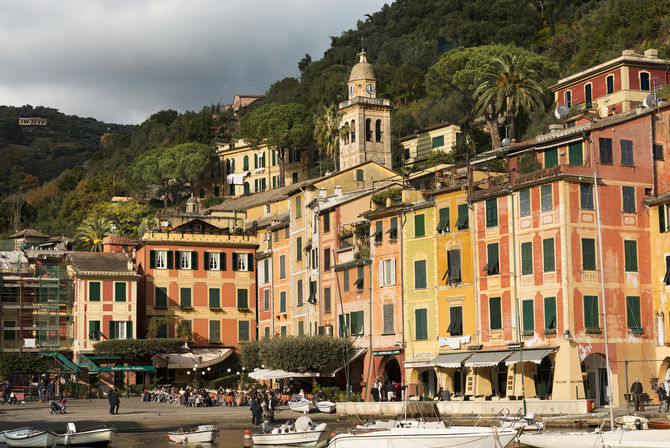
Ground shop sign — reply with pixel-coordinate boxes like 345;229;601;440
98;365;156;372
373;349;401;356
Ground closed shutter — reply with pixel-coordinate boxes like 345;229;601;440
209;288;220;308
109;321;116;340
379;261;384;287
149;250;156;269
544;148;558;168
486;199;498;227
659;205;667;233
280;291;286;313
221;253;226;271
191;251;198;270
522;300;534;333
457;203;468;229
521;242;533;275
248;254;254;271
155;287;167;308
174;251;181;270
621;140;634;166
232;253;238;271
569;142;583;165
415;309;427;340
324;288;331;313
390;259;396;285
582;239;596;270
126;321;133;339
89;282;100;301
626;296;641;330
584;296;599;329
114;283;126;302
383;304;394;334
489;297;502;330
239;289;249;309
543;238;555;272
239;321;249;342
167;251;173;269
414;214;425;237
624;240;638;271
414;260;426;289
204;252;209;271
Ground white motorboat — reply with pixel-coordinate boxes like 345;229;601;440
252;417;327;446
498;413;544;432
54;423;113;446
288;397;313;413
520;428;670;448
328;425;518;448
167;424;217;444
316;401;336;413
354;420;446;431
0;428;31;445
4;428;57;448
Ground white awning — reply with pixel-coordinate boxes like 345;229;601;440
249;369;319;380
319;348;367;377
463;350;511;368
504;348;557;366
152;348;233;369
431;352;472;368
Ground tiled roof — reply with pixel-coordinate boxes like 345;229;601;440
68;252;136;276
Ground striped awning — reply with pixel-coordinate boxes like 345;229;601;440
504;348;557;366
431;352;472;368
463;350;511;368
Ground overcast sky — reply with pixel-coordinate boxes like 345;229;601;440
0;0;389;125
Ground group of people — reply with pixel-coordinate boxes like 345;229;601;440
248;388;279;425
37;376;65;403
370;379;404;402
0;383;19;404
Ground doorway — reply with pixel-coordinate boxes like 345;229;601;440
383;357;401;383
582;353;609;406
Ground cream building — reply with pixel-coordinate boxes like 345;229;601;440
399;122;461;171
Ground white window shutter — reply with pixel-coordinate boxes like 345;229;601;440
391;259;396;285
379;261;384;287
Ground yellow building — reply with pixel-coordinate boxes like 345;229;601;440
400;122;461;171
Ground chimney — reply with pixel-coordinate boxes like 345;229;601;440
644;48;658;59
319;188;327;198
622;49;635;56
334;185;343;197
549;124;563;132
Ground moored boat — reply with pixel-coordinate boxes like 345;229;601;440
4;428;57;448
520;428;670;448
288;397;313;413
0;428;31;445
54;423;113;446
647;419;670;430
166;424;217;444
252;417;327;446
316;401;336;413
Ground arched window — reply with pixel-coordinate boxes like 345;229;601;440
243;155;249;171
585;84;593;109
243;182;250;195
375;120;382;142
564;90;572;108
342;122;349;144
365;118;372;142
350;120;356;143
356;169;364;182
640;72;650;91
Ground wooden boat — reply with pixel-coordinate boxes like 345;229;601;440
166;424;217;444
288;397;313;413
0;428;31;445
647;419;670;430
328;426;518;448
54;423;114;446
252;417;327;446
4;428;57;448
316;401;336;413
520;429;670;448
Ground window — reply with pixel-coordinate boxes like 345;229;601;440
157;323;168;338
243;155;249;171
545;148;558;168
355;266;364;290
209;288;220;308
544;297;557;332
262;259;269;283
232;253;252;271
580;183;594;210
654;144;664;161
323;213;330;233
626;296;642;332
387;217;398;239
263;289;270;311
599;138;613;164
351;310;364;335
177;251;197;270
264;327;270;338
109;320;132;340
114;282;126;302
365;118;372;141
640;72;650;91
155;287;168;308
437;207;450;233
660;205;670;233
606;75;614;95
564;91;571;108
447;249;462;284
414;214;425;237
296;237;302;261
355;168;365;182
457;204;469;229
379;259;396;286
582;238;596;270
88;320;100;340
375;119;382;142
664;256;670;285
383;303;394;334
279;255;286;279
274;230;279;242
448;306;463;336
89;282;101;302
295;196;301;218
238;289;249;309
279;291;287;313
280;326;287;337
432;135;444;148
519;190;531;217
239;321;250;342
210;320;221;342
311;249;318;269
324;287;331;313
343;270;349;292
569;142;583;165
585;84;593;109
339;314;349;337
206;252;220;270
415;308;428;340
180;288;191;308
541;184;552;211
486;199;498;227
521;242;533;275
622;186;636;213
324;249;331;271
543;238;555;272
284;225;289;239
152;250;170;269
522;300;534;335
489;297;502;330
414;260;427;289
373;220;383;244
621;140;634;166
485;243;499;275
624;240;638;272
308;280;317;304
298;321;304;336
351;120;356;142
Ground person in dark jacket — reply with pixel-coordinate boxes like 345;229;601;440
631;378;644;412
108;387;120;415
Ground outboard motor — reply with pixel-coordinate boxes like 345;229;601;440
634;418;642;430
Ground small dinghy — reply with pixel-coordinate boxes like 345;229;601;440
252;416;327;446
0;428;31;445
54;423;114;446
167;424;217;444
288;397;313;413
4;428;57;448
648;419;670;430
316;401;336;413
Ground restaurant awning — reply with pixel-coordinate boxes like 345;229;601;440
504;348;557;366
249;369;319;380
319;348;367;377
152;348;233;369
463;350;511;367
431;352;472;368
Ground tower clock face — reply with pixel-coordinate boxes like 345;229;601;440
349;85;355;97
366;83;376;95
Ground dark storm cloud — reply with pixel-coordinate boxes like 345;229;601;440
0;0;388;124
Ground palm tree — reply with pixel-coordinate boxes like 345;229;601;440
313;104;343;171
473;55;545;148
75;217;112;252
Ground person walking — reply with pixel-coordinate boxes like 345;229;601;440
658;382;668;413
631;378;644;412
108;387;120;415
370;383;379;402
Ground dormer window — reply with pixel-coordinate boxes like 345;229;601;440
606;75;614;95
564;91;572;108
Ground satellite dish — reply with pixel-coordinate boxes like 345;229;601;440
554;105;569;120
643;93;658;108
598;106;609;118
501;137;511;147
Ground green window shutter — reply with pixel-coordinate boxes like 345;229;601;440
109;321;116;340
126;321;132;339
280;291;286;313
489;297;502;330
432;135;444;148
568;142;583;166
155;287;167;308
232;253;238;271
248;254;254;271
449;306;463;336
545;148;558;168
582;239;596;270
149;251;156;269
414;260;427;289
626;296;641;330
297;237;302;261
209;288;220;308
659;205;667;233
239;321;249;342
191;251;198;270
544;297;556;331
457;203;469;229
414;214;425;237
180;288;191;307
114;282;126;302
238;289;249;309
89;320;100;339
584;295;599;329
89;282;100;302
522;300;534;334
543;238;555;272
221;253;226;271
624;240;638;271
415;308;428;340
203;252;210;271
167;251;173;269
295;196;301;218
324;288;331;313
339;314;350;337
437;207;449;232
486;198;498;228
521;242;533;275
175;251;181;270
486;243;499;275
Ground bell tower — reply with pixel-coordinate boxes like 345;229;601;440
338;50;392;170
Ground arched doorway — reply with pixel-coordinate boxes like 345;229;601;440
383;357;401;384
537;357;554;398
582;353;609;407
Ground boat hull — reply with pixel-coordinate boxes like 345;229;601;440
328;426;518;448
252;425;327;446
288;399;313;413
54;428;114;446
167;429;216;444
520;429;670;448
316;401;336;413
0;428;32;445
5;429;57;448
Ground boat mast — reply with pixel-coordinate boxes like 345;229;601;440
591;136;615;430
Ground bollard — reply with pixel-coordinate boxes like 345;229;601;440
243;429;252;447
